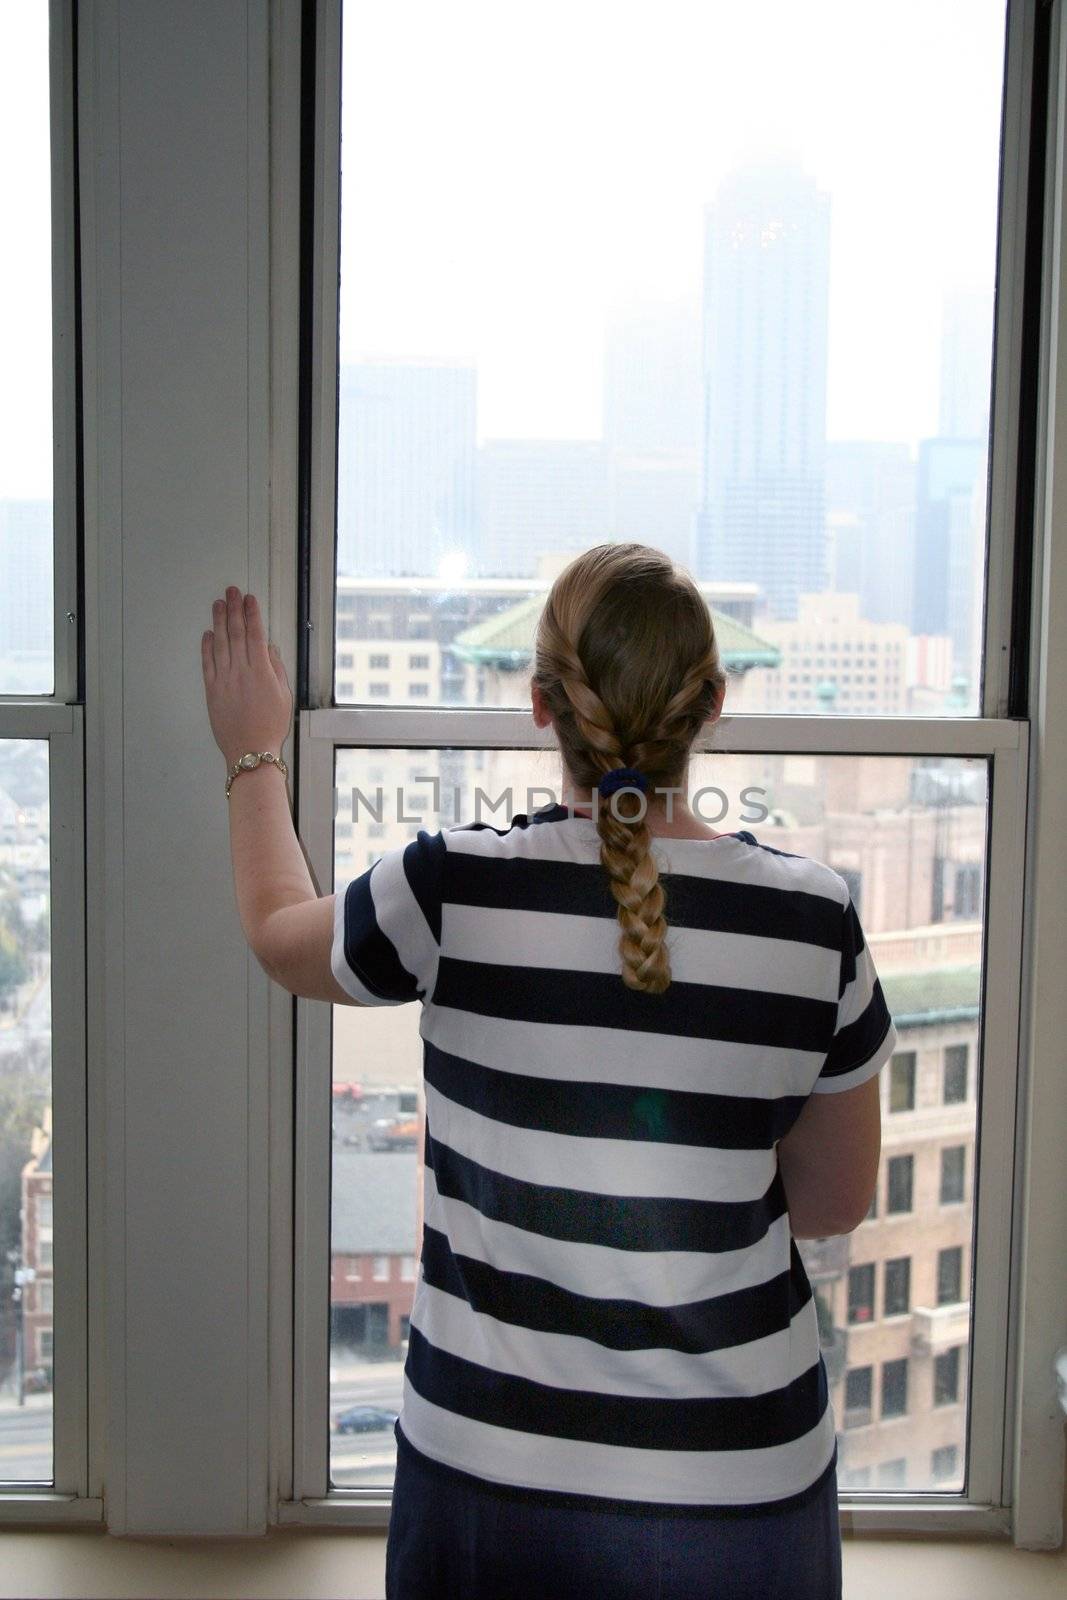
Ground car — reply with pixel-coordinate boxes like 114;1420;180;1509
334;1404;399;1434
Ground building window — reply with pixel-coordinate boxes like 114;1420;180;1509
37;1239;52;1268
37;1279;53;1313
932;1444;959;1480
934;1346;962;1406
369;653;390;668
932;855;946;922
886;1154;913;1214
881;1358;908;1419
940;1146;966;1204
954;862;982;918
368;682;390;697
337;620;356;640
844;1367;873;1428
943;1043;968;1102
409;653;431;669
372;1256;390;1281
401;1255;416;1281
847;1263;875;1324
889;1051;916;1112
877;1457;908;1487
937;1246;963;1305
408;683;430;697
39;1329;53;1363
883;1257;911;1317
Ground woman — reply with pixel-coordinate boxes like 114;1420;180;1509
202;543;896;1599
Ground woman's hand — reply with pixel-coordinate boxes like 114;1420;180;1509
201;586;293;769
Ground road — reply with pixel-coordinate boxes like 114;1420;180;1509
0;1358;408;1488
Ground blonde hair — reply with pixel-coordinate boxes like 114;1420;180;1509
532;543;727;995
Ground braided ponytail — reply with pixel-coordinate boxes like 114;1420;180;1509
532;544;727;995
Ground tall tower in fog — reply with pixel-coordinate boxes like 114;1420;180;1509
695;161;831;618
336;361;476;578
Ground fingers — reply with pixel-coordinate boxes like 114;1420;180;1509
212;596;230;669
210;587;273;672
226;585;246;662
242;591;270;665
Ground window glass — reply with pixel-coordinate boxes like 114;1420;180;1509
0;6;54;695
336;1;1006;714
0;740;53;1478
329;750;985;1493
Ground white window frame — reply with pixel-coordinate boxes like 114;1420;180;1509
278;0;1067;1546
0;0;95;1525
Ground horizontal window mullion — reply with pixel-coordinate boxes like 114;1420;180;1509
306;709;1023;758
0;702;75;737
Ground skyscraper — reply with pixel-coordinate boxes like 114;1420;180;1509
912;438;986;644
826;441;916;629
477;441;612;578
939;286;995;442
336;361;477;578
695;161;831;619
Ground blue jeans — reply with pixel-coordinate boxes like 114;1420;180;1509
385;1422;843;1599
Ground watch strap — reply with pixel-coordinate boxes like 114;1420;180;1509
225;750;289;798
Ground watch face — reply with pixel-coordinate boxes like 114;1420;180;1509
240;754;258;769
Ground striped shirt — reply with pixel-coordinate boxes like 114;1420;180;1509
331;802;897;1516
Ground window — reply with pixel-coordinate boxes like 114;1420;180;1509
954;862;983;918
940;1146;966;1204
408;654;431;670
0;0;82;1506
848;1263;876;1324
938;1246;963;1305
933;1444;959;1480
301;0;1042;1534
884;1257;911;1317
934;1347;963;1406
889;1051;916;1112
844;1367;873;1429
881;1359;909;1419
368;653;390;669
943;1043;969;1102
887;1154;914;1214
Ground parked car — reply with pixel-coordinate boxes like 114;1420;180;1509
334;1404;399;1435
366;1115;419;1152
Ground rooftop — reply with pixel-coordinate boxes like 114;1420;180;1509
449;591;781;672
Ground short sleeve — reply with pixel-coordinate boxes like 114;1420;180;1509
812;891;898;1093
330;828;445;1006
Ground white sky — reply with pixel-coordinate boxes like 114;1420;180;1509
1;1;1005;497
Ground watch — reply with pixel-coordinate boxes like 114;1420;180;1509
225;750;289;798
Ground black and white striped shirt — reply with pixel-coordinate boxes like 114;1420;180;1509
331;803;897;1516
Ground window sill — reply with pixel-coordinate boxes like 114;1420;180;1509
0;1519;1060;1599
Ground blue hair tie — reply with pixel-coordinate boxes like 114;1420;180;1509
598;766;648;798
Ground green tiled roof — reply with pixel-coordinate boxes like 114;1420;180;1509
880;965;981;1028
451;592;780;671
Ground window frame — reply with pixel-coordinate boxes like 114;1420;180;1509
278;0;1048;1538
0;0;96;1524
